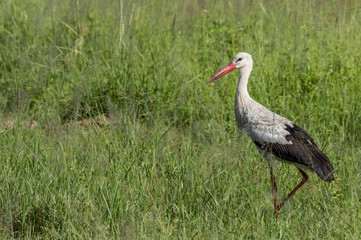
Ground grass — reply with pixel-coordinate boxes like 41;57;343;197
0;0;361;238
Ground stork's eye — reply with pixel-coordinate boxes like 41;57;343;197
236;58;243;63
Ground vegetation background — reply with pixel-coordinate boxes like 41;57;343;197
1;0;360;238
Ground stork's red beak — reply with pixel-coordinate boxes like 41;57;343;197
206;62;237;83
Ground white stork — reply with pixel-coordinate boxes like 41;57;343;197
206;52;335;218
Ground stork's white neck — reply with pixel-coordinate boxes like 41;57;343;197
236;65;252;103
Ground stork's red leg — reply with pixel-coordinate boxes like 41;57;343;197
268;164;278;217
277;168;309;211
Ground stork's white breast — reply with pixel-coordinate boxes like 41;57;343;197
243;109;294;145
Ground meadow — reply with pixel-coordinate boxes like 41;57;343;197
0;0;360;238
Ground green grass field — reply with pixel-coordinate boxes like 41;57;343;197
1;0;361;238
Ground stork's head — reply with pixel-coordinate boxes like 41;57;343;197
206;52;253;83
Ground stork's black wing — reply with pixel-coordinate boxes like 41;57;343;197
254;124;335;182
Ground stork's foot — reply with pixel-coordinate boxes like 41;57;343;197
274;207;280;219
271;168;309;220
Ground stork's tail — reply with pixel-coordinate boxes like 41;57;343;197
312;148;335;182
